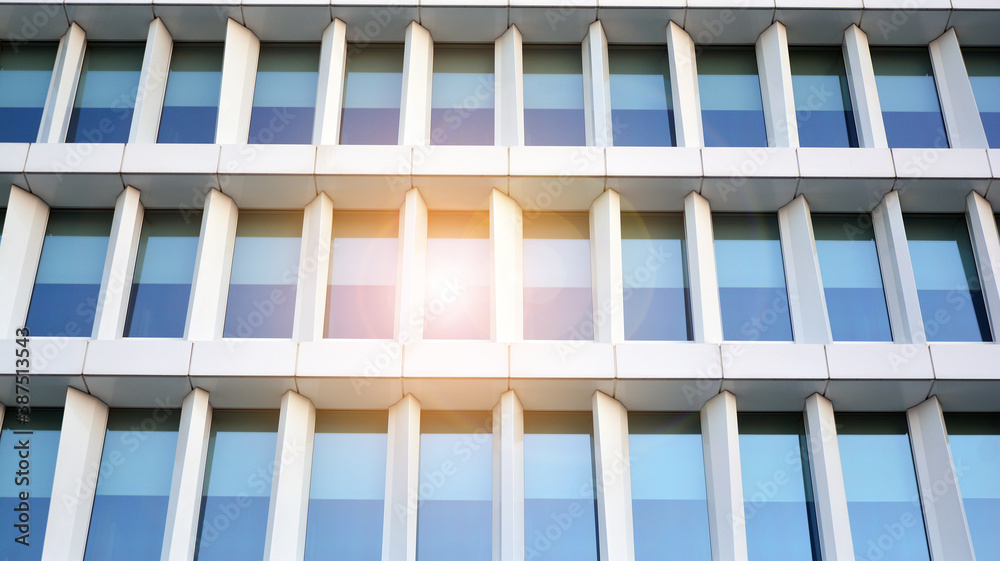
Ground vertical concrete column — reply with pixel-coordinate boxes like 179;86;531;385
495;25;525;147
263;391;317;561
590;189;625;344
93;186;144;340
872;191;925;343
186;189;239;341
382;395;421;561
755;22;798;148
314;18;349;145
394;189;428;343
161;388;213;561
907;397;977;561
130;18;174;143
929;28;989;149
293;193;334;342
0;186;49;337
777;196;832;343
700;391;748;561
965;192;1000;340
493;390;525;561
592;391;635;561
685;191;723;344
491;189;524;343
666;22;703;147
399;21;433;146
842;25;888;149
41;388;109;561
37;22;86;143
803;394;855;561
215;18;260;144
582;20;613;147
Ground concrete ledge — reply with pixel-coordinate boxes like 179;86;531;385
796;147;895;212
84;373;192;407
607;147;702;211
404;340;509;378
315;145;410;209
189;339;298;376
122;143;220;207
0;143;29;194
24;143;126;207
510;341;615;378
83;339;193;376
218;144;318;208
615;342;722;410
929;343;1000;380
701;147;799;211
295;339;404;409
722;342;827;379
411;146;508;210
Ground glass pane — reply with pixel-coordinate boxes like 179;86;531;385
67;44;144;143
194;411;278;561
158;44;223;144
812;214;892;341
26;210;112;337
904;215;991;342
790;48;858;148
698;48;767;147
524;213;592;340
524;413;598;561
872;49;948;149
629;414;711;561
425;212;490;339
964;49;1000;149
524;47;585;146
0;409;62;561
621;212;690;340
305;412;388;561
84;410;181;561
125;211;201;338
945;414;1000;561
341;45;403;145
0;43;56;143
714;214;792;341
417;412;493;561
431;46;494;145
223;211;302;338
249;44;319;144
327;211;397;339
609;48;674;147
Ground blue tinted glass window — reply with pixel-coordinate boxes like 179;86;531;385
629;414;711;561
249;45;318;144
872;49;948;149
0;43;56;143
698;48;767;147
904;215;991;342
964;50;1000;149
524;213;592;340
417;412;493;561
67;44;143;143
84;410;180;561
838;414;931;561
790;48;858;148
125;211;200;338
425;212;489;339
945;414;1000;561
431;46;494;145
223;211;302;338
26;210;112;337
714;214;792;341
609;48;674;147
813;214;892;341
327;211;397;338
0;410;62;561
524;413;598;561
340;45;403;145
194;411;277;561
305;412;387;561
622;212;690;340
158;44;223;144
524;47;585;146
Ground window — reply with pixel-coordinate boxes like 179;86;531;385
904;215;991;342
524;212;592;340
304;411;387;561
424;211;490;340
84;410;180;561
158;44;223;144
945;414;1000;561
326;211;397;339
629;414;711;561
609;48;674;147
789;48;858;148
125;211;201;338
430;46;494;145
25;210;112;337
964;49;1000;149
417;412;493;561
871;49;947;149
249;44;319;144
698;48;767;147
0;43;56;143
812;214;892;341
67;44;144;143
340;45;403;145
621;212;690;340
523;46;585;146
223;211;302;338
714;214;792;341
